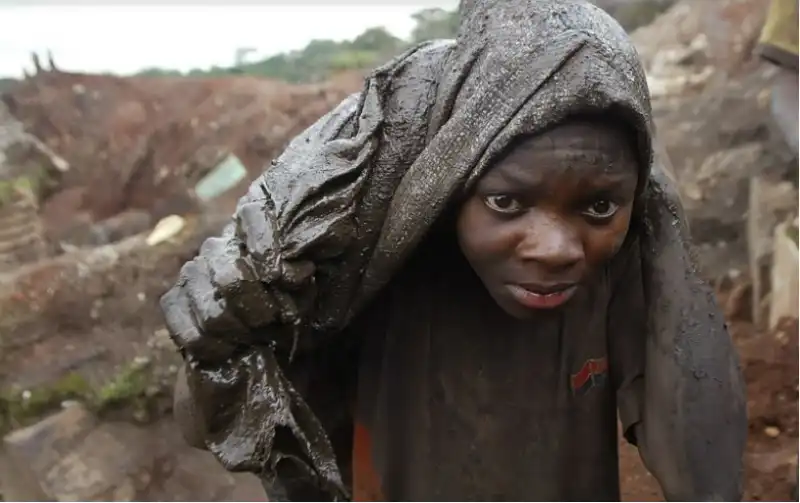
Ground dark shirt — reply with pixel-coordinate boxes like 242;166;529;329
350;234;646;501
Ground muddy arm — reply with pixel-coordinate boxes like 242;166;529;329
160;41;457;500
634;158;748;501
607;235;646;447
160;88;377;501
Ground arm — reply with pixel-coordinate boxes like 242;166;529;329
162;41;455;501
609;152;748;501
161;91;374;501
607;235;690;499
606;236;646;448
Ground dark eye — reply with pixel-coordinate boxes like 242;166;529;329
484;195;523;214
582;199;619;220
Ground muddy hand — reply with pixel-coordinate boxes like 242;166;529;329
160;215;289;362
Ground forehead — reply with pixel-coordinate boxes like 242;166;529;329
484;120;639;183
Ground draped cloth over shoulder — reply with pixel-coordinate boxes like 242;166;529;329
161;0;747;500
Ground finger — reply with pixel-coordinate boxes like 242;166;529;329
236;200;280;282
182;257;249;341
202;235;281;329
163;268;241;361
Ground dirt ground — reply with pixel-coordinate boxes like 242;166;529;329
0;0;797;500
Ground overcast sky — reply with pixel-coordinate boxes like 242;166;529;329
0;2;459;78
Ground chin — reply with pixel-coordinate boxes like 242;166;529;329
492;292;539;320
492;290;572;320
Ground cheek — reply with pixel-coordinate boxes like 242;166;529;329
456;199;511;265
583;206;634;264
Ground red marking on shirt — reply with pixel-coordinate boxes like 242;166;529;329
570;357;609;393
352;421;385;502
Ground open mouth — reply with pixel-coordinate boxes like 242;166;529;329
506;283;577;309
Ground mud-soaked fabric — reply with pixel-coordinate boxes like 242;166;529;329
161;0;747;500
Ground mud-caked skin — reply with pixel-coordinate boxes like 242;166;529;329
163;0;747;500
457;121;639;319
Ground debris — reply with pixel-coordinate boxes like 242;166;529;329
746;177;797;327
145;215;186;246
769;219;799;329
765;426;781;438
194;153;248;202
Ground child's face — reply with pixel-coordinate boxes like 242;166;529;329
456;121;639;320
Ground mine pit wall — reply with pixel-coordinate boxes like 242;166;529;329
0;186;47;274
0;102;59;274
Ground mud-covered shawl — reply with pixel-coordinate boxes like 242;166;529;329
161;0;747;500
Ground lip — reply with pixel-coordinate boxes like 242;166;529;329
506;283;577;310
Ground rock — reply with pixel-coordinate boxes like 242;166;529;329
151;443;267;502
0;180;48;273
748;444;797;474
769;220;799;329
647;66;714;98
147;328;172;350
0;404;155;501
112;479;137;502
746;176;798;327
683;182;703;201
146;215;187;247
697;143;764;186
0;403;269;502
89;210;153;246
764;426;781;438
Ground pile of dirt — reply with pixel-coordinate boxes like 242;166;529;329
632;0;767;75
2;67;364;229
631;0;796;281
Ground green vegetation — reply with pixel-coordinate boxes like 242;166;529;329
0;357;164;436
0;175;36;207
0;373;92;432
0;143;62;207
135;8;459;83
787;223;798;247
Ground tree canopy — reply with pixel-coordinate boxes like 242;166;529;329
135;8;459;82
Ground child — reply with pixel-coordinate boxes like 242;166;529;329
163;0;747;500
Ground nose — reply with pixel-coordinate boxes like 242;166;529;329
515;211;584;272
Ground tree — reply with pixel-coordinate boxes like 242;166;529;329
351;27;403;54
136;68;182;77
410;8;459;43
